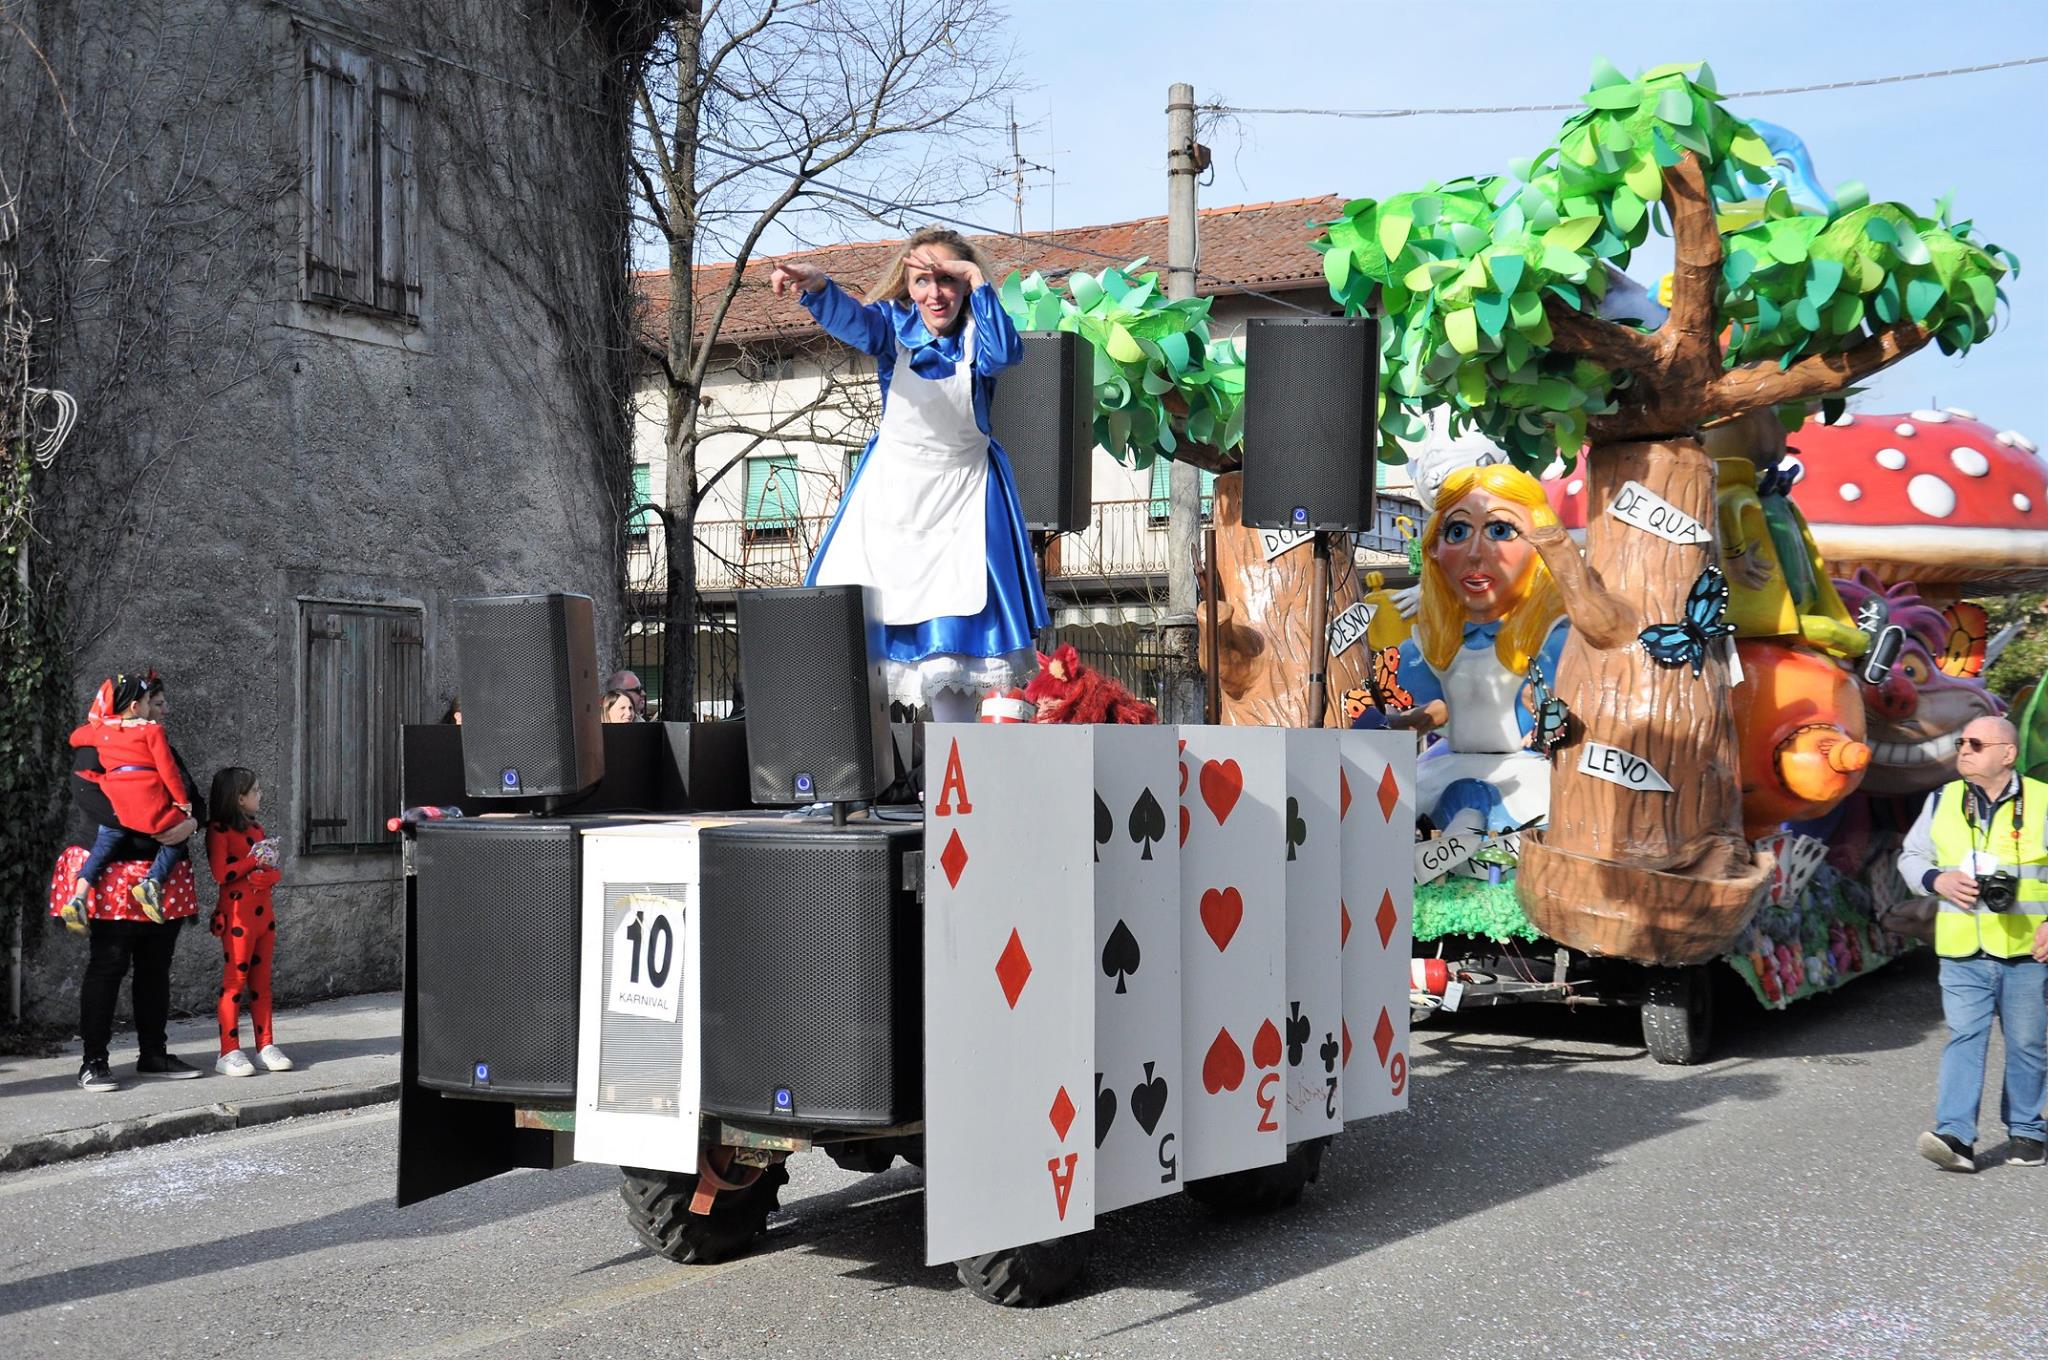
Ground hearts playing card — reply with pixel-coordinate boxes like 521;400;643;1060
924;725;1096;1265
1090;726;1182;1214
1178;725;1287;1179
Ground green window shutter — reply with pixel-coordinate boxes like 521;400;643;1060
1148;461;1215;519
745;455;798;529
630;464;652;535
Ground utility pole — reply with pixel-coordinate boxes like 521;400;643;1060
1010;102;1025;236
1162;81;1203;718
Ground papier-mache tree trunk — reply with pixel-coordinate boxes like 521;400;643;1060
1204;473;1371;727
1518;439;1764;960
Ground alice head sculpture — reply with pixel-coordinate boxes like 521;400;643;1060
1419;463;1564;676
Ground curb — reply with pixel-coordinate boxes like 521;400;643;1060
0;1080;401;1174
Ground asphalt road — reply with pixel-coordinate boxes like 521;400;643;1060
4;951;2043;1360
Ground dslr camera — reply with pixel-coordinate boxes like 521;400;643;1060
1977;871;2020;914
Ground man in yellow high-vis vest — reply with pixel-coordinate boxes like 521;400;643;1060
1898;715;2048;1173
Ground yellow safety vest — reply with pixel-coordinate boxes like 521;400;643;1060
1928;775;2048;959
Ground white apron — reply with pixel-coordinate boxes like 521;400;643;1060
811;319;989;625
1415;640;1553;828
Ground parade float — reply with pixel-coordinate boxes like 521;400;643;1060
1240;60;2029;1059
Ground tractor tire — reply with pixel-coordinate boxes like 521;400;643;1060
1641;966;1714;1066
953;1232;1093;1307
1184;1136;1330;1214
619;1161;788;1265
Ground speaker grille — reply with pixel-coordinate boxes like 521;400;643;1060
455;593;603;797
415;821;581;1100
699;822;920;1126
1241;316;1379;532
737;587;890;805
991;331;1093;531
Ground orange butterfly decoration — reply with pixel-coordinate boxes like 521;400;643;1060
1341;688;1373;723
1371;645;1415;712
1939;602;1988;679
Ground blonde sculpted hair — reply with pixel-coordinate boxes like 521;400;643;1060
864;226;997;305
1419;463;1564;675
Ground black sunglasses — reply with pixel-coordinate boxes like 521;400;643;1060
1959;737;2013;752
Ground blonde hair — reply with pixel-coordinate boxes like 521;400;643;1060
864;226;997;305
1418;463;1564;675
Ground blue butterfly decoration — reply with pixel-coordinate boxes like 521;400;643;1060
1523;659;1571;754
1756;457;1804;500
1639;565;1736;676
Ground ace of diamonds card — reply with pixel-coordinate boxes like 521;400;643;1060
923;724;1096;1265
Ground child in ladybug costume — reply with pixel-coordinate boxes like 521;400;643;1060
206;766;290;1076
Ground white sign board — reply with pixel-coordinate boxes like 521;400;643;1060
607;894;685;1022
1414;831;1481;884
1576;741;1674;793
1327;602;1376;660
1260;526;1315;562
1607;479;1711;546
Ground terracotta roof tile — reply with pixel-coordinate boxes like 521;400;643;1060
635;194;1343;349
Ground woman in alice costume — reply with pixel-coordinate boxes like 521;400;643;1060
771;227;1048;721
1389;463;1570;832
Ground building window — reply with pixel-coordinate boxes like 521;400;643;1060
743;455;800;541
843;449;863;497
630;463;654;541
1148;460;1216;524
301;35;421;318
301;602;424;852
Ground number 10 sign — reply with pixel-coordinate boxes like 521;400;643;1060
610;893;685;1022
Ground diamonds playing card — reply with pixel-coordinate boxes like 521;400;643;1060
923;725;1096;1265
1339;730;1415;1121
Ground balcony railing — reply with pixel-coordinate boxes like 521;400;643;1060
627;494;1421;597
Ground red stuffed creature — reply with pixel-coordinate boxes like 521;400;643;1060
1023;644;1158;725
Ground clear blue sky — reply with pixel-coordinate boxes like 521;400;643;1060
991;0;2047;438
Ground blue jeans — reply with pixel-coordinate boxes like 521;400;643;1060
1935;956;2048;1145
78;824;185;889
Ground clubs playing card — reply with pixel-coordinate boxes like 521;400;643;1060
1339;730;1415;1121
1091;726;1182;1213
923;725;1095;1265
1177;725;1288;1179
1284;729;1343;1140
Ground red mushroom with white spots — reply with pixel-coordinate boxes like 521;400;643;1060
1784;409;2048;598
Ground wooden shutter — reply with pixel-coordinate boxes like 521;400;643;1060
1148;461;1215;521
302;605;423;852
631;464;653;536
373;65;420;317
744;456;798;532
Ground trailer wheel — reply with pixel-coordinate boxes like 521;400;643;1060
1641;966;1714;1066
620;1160;787;1265
954;1232;1093;1307
1185;1136;1330;1213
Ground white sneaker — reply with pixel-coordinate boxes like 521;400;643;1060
215;1049;255;1077
256;1044;294;1072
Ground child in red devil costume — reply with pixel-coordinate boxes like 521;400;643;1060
206;766;290;1076
62;672;192;928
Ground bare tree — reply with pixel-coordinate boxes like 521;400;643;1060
633;0;1019;717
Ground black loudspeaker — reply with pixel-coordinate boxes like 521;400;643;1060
991;330;1093;531
698;821;922;1126
736;586;890;805
454;593;604;797
415;818;609;1101
1240;316;1379;531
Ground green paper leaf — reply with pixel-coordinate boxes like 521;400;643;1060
1104;322;1143;364
1863;216;1898;246
1378;211;1413;261
1729;128;1773;170
1793;297;1820;332
1068;271;1104;310
1905;276;1943;322
1474;292;1512;338
1655;88;1694;126
1488;251;1526;295
1832;180;1869;214
1651;124;1682;167
1584;82;1644;111
1623;154;1662;203
1805;258;1843;307
1445;307;1480;355
1588;56;1630;89
1544;216;1601;252
1723;249;1756;290
1894;227;1932;267
1541;245;1588;278
1324;247;1353;296
1509;290;1544;329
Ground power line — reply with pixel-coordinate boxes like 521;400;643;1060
1210;54;2048;120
